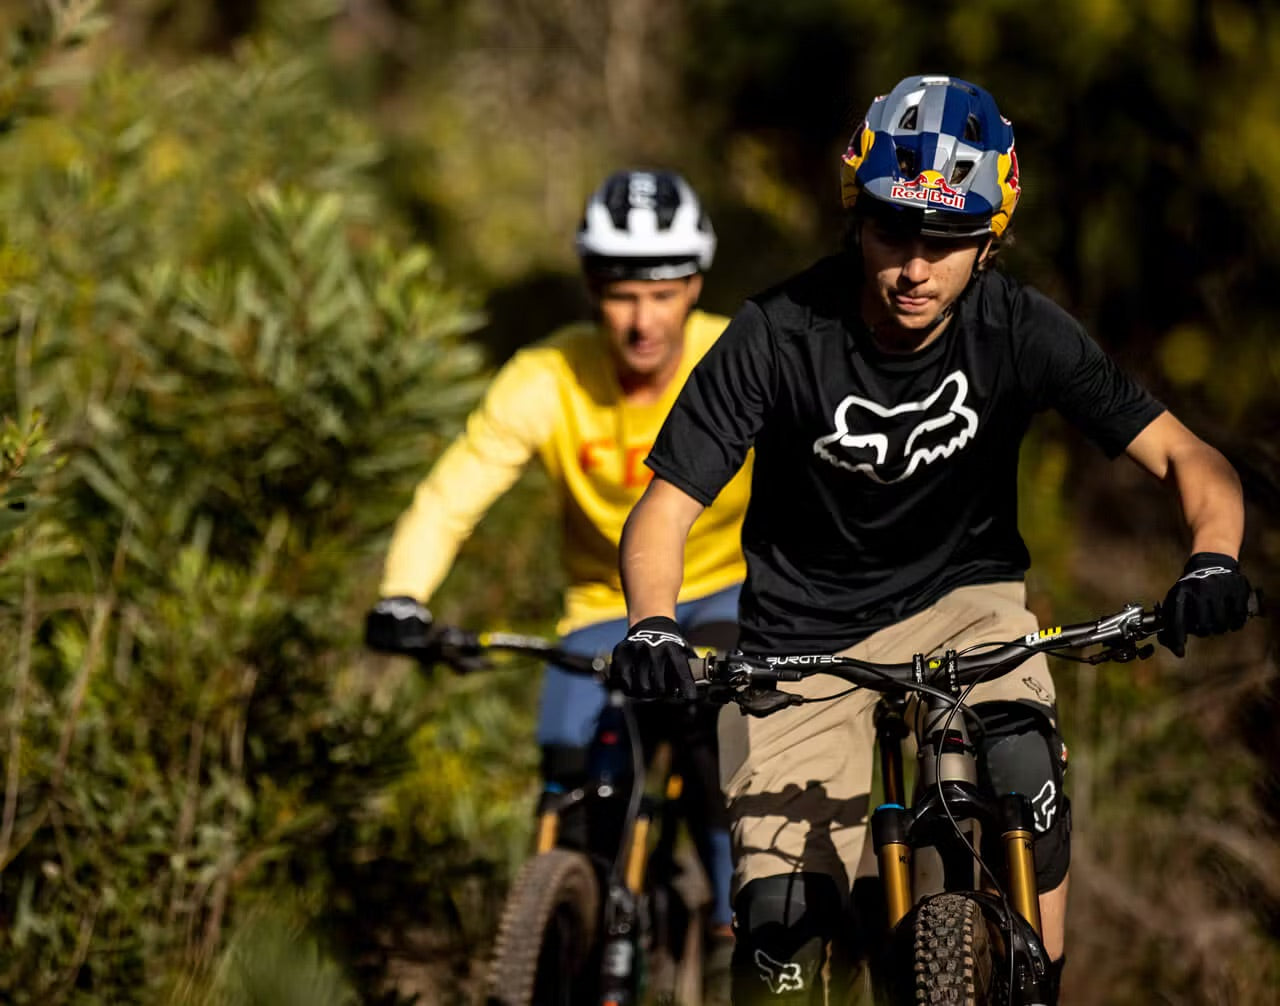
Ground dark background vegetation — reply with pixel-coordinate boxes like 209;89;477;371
0;1;1276;1002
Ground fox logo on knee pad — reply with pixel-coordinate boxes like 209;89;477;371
754;949;804;995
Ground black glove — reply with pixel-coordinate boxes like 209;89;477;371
1157;552;1252;657
364;596;435;654
609;616;699;700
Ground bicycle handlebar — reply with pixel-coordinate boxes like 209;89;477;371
689;589;1264;705
390;625;607;677
378;590;1264;709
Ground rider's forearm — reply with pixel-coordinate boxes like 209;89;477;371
620;478;705;624
381;351;554;600
379;451;512;600
380;416;532;600
1170;439;1245;558
1125;411;1245;559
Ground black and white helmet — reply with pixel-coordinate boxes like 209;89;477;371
576;170;716;281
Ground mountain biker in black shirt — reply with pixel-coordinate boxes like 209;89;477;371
607;74;1252;1005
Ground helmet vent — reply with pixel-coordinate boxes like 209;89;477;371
898;106;919;131
895;148;917;179
653;173;681;230
950;161;973;185
603;177;633;230
964;114;982;143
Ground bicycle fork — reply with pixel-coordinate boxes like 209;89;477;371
599;742;681;1006
869;683;1042;939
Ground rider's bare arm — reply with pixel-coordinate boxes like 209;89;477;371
1123;410;1245;558
620;477;706;624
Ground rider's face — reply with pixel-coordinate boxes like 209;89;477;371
859;219;988;349
595;275;702;385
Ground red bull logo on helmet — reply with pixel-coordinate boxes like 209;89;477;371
889;170;965;210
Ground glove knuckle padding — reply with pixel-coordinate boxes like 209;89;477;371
617;614;694;699
1161;552;1251;654
366;596;433;652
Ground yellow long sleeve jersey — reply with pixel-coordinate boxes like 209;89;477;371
379;309;752;634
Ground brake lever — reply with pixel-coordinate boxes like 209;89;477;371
694;682;740;707
1086;642;1155;665
735;688;804;718
435;626;493;675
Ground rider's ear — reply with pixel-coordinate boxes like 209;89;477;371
685;273;704;303
976;231;1010;275
974;238;994;274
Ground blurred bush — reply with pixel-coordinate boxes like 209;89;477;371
0;3;549;1002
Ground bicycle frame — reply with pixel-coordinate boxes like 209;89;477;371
539;697;693;1006
441;629;699;1006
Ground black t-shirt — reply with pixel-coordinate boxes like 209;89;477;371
647;254;1165;653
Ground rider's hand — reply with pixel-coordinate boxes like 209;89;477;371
1157;552;1252;657
364;596;435;654
609;616;699;700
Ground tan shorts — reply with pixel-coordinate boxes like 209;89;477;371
717;581;1055;900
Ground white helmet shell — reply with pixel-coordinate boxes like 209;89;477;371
576;170;716;280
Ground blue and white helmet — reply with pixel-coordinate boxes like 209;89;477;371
576;170;716;280
841;75;1021;238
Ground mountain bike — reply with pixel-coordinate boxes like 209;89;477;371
689;593;1263;1005
405;625;720;1006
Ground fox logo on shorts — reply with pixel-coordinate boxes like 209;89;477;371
754;949;804;994
813;370;979;483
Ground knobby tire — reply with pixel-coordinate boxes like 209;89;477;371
487;849;600;1006
909;893;995;1005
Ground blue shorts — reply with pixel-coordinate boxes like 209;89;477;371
534;583;741;748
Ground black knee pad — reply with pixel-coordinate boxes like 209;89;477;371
974;701;1072;891
731;873;843;1004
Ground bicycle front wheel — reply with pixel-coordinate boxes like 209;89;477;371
487;849;601;1006
907;893;995;1005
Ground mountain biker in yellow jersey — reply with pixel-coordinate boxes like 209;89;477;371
606;76;1252;1005
364;169;750;978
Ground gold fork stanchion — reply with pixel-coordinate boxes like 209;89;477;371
872;803;913;929
625;741;672;892
999;793;1042;937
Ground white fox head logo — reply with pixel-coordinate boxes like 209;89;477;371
813;370;979;483
1031;780;1057;833
754;949;805;995
627;629;685;648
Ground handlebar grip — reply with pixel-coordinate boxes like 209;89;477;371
689;656;709;684
1249;588;1265;619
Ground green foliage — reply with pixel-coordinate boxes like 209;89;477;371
0;5;510;1002
205;910;360;1006
0;412;61;540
